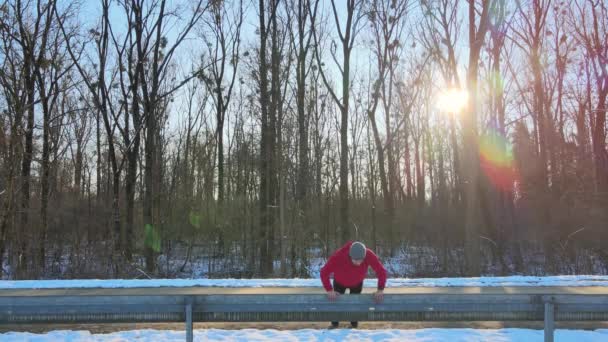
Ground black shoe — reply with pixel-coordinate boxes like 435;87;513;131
350;322;358;329
329;322;339;329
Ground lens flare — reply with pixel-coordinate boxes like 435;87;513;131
489;70;504;97
479;131;518;191
144;223;161;252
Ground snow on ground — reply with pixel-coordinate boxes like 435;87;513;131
2;328;608;342
1;275;608;289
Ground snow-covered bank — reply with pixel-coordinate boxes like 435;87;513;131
1;275;608;289
2;328;608;341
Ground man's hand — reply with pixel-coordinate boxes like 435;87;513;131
373;290;384;303
327;290;340;301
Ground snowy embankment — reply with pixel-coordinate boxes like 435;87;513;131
2;328;608;341
1;275;608;289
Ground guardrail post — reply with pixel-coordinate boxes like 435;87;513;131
544;298;555;342
185;296;193;342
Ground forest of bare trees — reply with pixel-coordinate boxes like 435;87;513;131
0;0;606;279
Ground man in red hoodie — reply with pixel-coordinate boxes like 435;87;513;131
320;241;387;328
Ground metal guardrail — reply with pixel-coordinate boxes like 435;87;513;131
1;289;607;342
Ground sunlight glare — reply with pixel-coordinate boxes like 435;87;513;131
436;88;469;114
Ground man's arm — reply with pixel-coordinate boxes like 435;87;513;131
367;249;387;290
367;249;387;303
320;255;336;291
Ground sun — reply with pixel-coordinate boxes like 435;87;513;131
436;88;469;114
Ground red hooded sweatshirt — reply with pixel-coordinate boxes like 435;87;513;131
320;241;387;291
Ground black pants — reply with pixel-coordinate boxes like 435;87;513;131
331;280;363;327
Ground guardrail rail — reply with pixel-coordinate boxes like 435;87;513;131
1;287;607;342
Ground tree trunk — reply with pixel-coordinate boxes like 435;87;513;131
217;93;225;204
369;110;393;243
339;48;350;243
144;108;157;274
463;0;491;276
124;144;138;262
405;130;412;198
294;2;310;275
414;138;424;207
0;114;20;277
18;70;35;278
40;94;50;276
532;46;549;191
75;145;83;196
593;94;608;193
258;0;277;276
449;114;461;205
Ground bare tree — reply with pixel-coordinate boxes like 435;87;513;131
283;0;320;276
131;0;209;273
257;0;280;276
0;4;31;274
3;0;60;277
33;2;74;274
485;0;517;273
199;0;244;205
312;0;365;242
57;0;128;274
0;0;605;280
510;0;553;190
365;0;409;248
572;0;608;195
419;0;463;205
110;0;143;262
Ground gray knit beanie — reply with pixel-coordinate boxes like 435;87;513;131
349;241;366;260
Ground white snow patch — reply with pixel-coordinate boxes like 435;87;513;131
1;328;608;342
1;275;608;289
